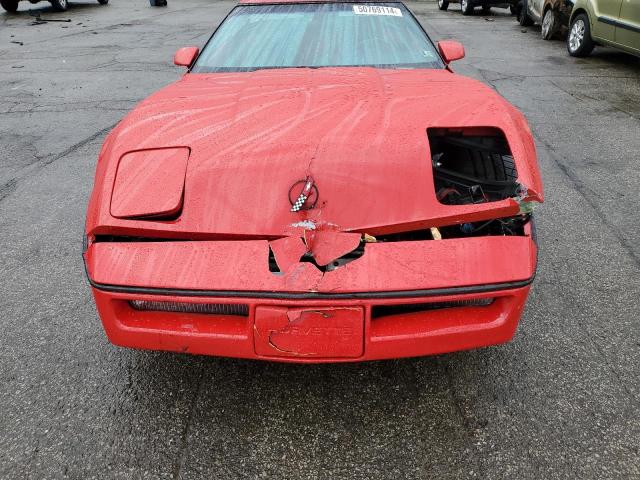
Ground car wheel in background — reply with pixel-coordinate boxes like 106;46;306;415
482;4;491;13
567;13;595;57
0;0;19;12
98;0;109;4
50;0;68;11
541;8;560;39
517;0;534;25
461;0;474;15
438;0;450;11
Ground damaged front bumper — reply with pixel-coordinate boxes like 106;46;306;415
84;228;537;363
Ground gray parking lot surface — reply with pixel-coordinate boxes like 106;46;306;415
0;1;639;478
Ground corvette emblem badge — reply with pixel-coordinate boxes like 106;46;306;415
289;176;319;212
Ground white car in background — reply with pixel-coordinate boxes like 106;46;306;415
1;0;108;12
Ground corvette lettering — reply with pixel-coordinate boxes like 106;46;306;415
270;327;356;337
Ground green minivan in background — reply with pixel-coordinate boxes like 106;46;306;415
567;0;640;56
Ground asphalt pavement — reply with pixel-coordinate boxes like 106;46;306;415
0;1;639;478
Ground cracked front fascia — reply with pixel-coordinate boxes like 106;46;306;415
87;233;537;295
303;230;361;267
269;226;362;275
266;196;537;292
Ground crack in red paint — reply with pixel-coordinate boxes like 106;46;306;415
266;309;329;356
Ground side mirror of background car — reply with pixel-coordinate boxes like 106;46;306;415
437;40;465;63
174;47;200;68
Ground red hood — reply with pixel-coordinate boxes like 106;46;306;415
87;67;543;238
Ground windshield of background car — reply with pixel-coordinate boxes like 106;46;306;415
191;2;445;72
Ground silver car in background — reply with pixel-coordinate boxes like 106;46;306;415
518;0;575;39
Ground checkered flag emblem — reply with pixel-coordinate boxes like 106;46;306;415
291;193;308;212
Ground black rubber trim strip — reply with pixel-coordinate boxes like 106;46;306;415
597;15;640;33
86;276;535;300
598;15;618;26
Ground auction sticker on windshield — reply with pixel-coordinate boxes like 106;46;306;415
352;5;403;16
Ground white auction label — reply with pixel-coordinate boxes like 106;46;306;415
352;5;403;16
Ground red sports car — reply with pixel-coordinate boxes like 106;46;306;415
84;0;543;362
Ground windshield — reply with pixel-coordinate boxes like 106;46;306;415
192;3;444;73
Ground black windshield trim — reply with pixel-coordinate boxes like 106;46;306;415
193;62;442;73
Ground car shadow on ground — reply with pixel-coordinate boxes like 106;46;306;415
587;49;640;65
479;7;513;16
458;6;514;16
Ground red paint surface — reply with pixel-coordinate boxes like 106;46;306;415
254;306;364;358
85;54;544;362
86;236;536;293
269;236;307;272
90;286;530;363
174;47;199;67
240;0;391;3
86;68;542;239
110;147;189;219
437;40;465;63
304;230;361;266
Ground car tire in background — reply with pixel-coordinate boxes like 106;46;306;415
461;0;474;15
0;0;19;12
541;8;559;40
50;0;68;11
567;13;595;57
438;0;449;11
98;0;109;4
482;4;491;14
517;0;534;25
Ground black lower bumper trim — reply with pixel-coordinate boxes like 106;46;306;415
86;277;535;300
